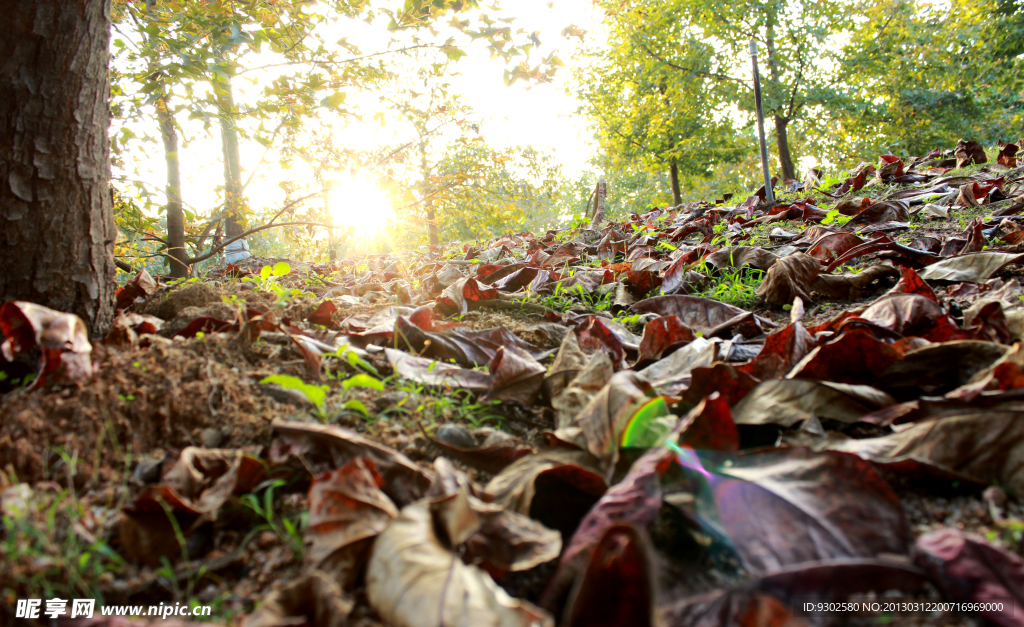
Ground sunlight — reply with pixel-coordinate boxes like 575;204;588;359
328;176;396;235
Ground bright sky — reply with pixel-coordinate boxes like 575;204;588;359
126;0;606;237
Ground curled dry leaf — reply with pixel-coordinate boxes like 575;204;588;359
0;300;94;386
879;340;1009;396
705;246;779;272
786;327;901;385
486;448;607;540
804;231;865;263
676;392;740;452
243;570;354;627
428;425;535;474
731;379;895;427
738;322;816;381
955;138;987;168
553;370;664;472
270;420;432;507
755;253;820;306
631;295;776;337
636;315;696;363
560;524;657;627
115;268;158;311
544;331;590;400
552;351;615;429
829;412;1024;496
914;527;1024;626
918;251;1024;282
543;447;672;611
386;347;492;394
365;499;554;627
121;447;264;566
486;345;547;404
305;457;398;586
710;448;911;573
436;277;499;316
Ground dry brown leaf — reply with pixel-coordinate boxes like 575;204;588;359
366;499;554;627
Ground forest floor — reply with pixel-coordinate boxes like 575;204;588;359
3;142;1024;627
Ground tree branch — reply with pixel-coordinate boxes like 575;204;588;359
185;220;336;265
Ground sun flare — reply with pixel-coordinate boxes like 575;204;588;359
328;177;396;235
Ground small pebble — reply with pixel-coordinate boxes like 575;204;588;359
435;424;477;449
201;427;223;448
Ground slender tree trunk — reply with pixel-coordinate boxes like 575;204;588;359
764;16;797;181
0;0;117;337
669;159;682;205
773;116;796;181
157;92;189;278
213;66;245;239
425;201;439;247
418;135;439;247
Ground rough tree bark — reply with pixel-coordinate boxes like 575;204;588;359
773;116;796;182
0;0;118;337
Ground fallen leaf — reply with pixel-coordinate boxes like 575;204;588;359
914;527;1024;626
710;448;911;572
270;420;432;507
631;296;775;337
385;347;492;394
918;252;1024;283
305;458;398;586
636;315;696;364
560;524;657;627
0;301;94;386
115;269;158;310
731;379;895;427
486;448;607;539
486;345;547;404
366;499;554;627
738;322;816;380
553;371;665;472
243;570;354;627
755;253;820;306
705;247;779;272
955;138;987;168
811;262;901;299
830;412;1024;496
428;426;536;474
308;300;339;327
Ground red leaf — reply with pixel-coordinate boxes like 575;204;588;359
309;300;339;328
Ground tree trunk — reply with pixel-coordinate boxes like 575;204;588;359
157;92;189;278
0;0;117;337
764;14;797;181
213;67;245;240
669;159;682;205
773;116;796;181
425;201;439;247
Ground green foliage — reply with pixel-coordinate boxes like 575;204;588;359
259;374;328;410
836;0;1023;157
242;263;307;306
240;478;306;557
538;282;614;313
693;263;765;309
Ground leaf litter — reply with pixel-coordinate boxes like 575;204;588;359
4;144;1024;625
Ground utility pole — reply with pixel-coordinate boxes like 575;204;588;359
749;40;774;203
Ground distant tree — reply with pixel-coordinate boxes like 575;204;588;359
1;0;118;336
837;0;1023;156
576;1;747;204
